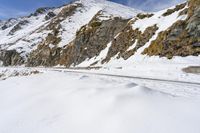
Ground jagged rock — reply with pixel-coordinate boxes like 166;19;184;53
179;8;188;16
57;3;82;19
32;7;51;16
136;13;154;19
1;18;17;30
27;3;84;67
27;14;129;67
9;20;29;35
27;45;62;67
1;25;8;30
103;24;158;62
187;7;200;37
60;16;129;66
45;12;56;20
162;3;187;16
143;0;200;59
0;50;24;66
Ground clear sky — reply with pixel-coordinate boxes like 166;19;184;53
0;0;185;20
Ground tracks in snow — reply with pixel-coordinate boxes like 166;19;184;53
51;69;200;87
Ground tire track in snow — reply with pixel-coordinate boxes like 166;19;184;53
51;69;200;87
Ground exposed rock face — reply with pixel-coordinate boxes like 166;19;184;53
65;16;129;66
45;12;56;20
27;3;83;67
103;22;158;62
143;0;200;59
162;3;187;16
31;7;52;17
187;5;200;37
9;20;29;35
0;50;24;66
136;13;154;19
1;18;18;30
27;45;62;67
27;13;129;67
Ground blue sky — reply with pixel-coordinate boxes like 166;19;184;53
0;0;185;20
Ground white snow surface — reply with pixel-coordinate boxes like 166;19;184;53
0;67;200;133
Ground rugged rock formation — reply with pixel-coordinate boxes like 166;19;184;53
136;13;154;19
103;22;158;63
162;3;187;16
0;50;24;66
28;13;129;67
143;0;200;59
9;20;29;35
45;12;56;20
65;16;129;66
31;7;52;17
1;18;18;30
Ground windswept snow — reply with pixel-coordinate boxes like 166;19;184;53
0;68;200;133
132;4;187;33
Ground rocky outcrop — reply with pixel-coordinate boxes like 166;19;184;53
9;20;29;35
1;18;18;30
162;3;187;16
63;16;129;66
27;12;129;67
143;0;200;59
136;13;154;19
27;45;62;67
0;50;24;66
45;12;56;20
27;3;83;67
102;22;158;62
30;7;52;17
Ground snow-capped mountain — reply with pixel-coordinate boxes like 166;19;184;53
0;0;140;66
0;0;199;67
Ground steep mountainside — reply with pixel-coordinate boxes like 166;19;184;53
0;0;199;67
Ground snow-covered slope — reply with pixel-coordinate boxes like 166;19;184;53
0;0;140;58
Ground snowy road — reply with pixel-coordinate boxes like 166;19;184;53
52;68;200;86
0;67;200;133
